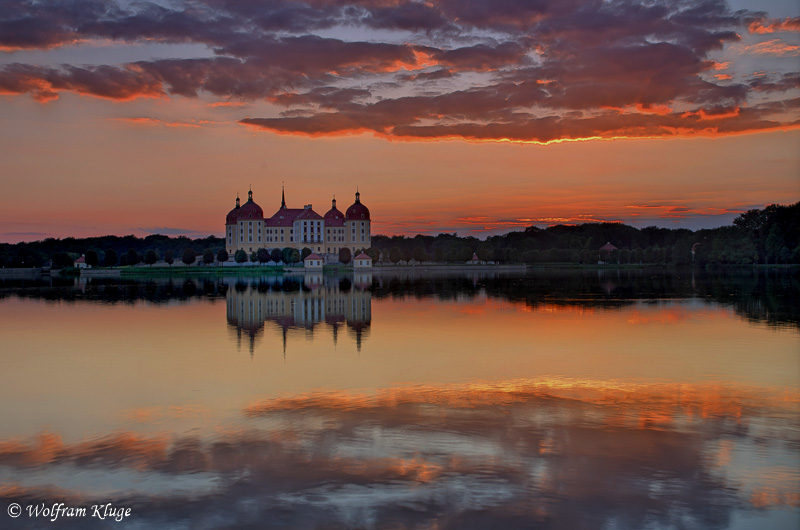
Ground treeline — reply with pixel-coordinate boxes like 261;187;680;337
0;234;225;268
1;202;798;268
372;202;800;266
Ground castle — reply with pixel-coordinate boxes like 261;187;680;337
225;188;371;261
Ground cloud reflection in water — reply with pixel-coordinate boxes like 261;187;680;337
1;378;797;529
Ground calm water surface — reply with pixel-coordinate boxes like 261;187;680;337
0;269;798;529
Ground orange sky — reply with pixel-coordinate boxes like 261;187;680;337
0;0;798;242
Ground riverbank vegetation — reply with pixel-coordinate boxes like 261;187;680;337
1;202;797;268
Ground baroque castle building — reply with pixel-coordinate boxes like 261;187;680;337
225;188;371;260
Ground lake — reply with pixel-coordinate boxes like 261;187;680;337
0;268;798;529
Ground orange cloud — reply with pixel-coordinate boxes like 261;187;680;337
208;101;249;108
745;39;800;57
748;17;800;35
114;117;217;128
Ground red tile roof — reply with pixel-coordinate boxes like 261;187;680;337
266;208;304;227
324;206;345;226
295;208;323;220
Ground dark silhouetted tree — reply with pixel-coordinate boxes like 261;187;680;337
203;248;215;265
217;249;228;263
182;248;196;265
85;250;99;267
257;248;270;264
126;248;140;266
53;252;72;268
164;249;174;266
388;247;401;263
301;247;312;260
144;249;158;266
412;246;427;262
270;248;282;263
103;249;117;267
234;249;247;265
339;247;351;265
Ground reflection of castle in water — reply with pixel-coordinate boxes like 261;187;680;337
226;272;372;355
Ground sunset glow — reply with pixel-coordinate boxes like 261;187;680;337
0;0;798;241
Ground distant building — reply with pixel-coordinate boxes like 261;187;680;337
225;187;371;263
74;256;89;269
304;252;323;269
467;252;480;265
599;242;618;264
353;252;372;269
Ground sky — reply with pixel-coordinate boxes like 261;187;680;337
0;0;798;243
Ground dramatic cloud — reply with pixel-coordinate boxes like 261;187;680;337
0;0;798;142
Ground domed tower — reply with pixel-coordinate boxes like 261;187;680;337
345;189;371;252
225;195;241;255
324;196;346;257
232;189;265;254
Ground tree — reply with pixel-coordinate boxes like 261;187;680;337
53;252;72;269
234;249;247;265
144;249;158;266
250;251;258;263
126;248;140;266
339;247;352;265
182;248;196;265
257;248;270;264
301;247;312;260
288;248;300;264
765;224;784;264
217;249;228;263
103;249;118;267
388;247;402;263
203;248;215;265
281;247;293;264
270;248;282;263
412;246;428;262
85;250;99;267
164;249;174;266
365;247;380;263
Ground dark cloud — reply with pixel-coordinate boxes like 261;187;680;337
0;63;164;102
363;1;453;32
399;68;456;82
0;0;797;141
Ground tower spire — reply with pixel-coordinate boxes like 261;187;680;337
281;183;286;209
236;193;240;208
247;186;253;201
355;187;360;203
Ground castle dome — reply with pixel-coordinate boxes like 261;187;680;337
238;189;264;220
226;196;241;225
324;197;345;227
345;190;370;221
